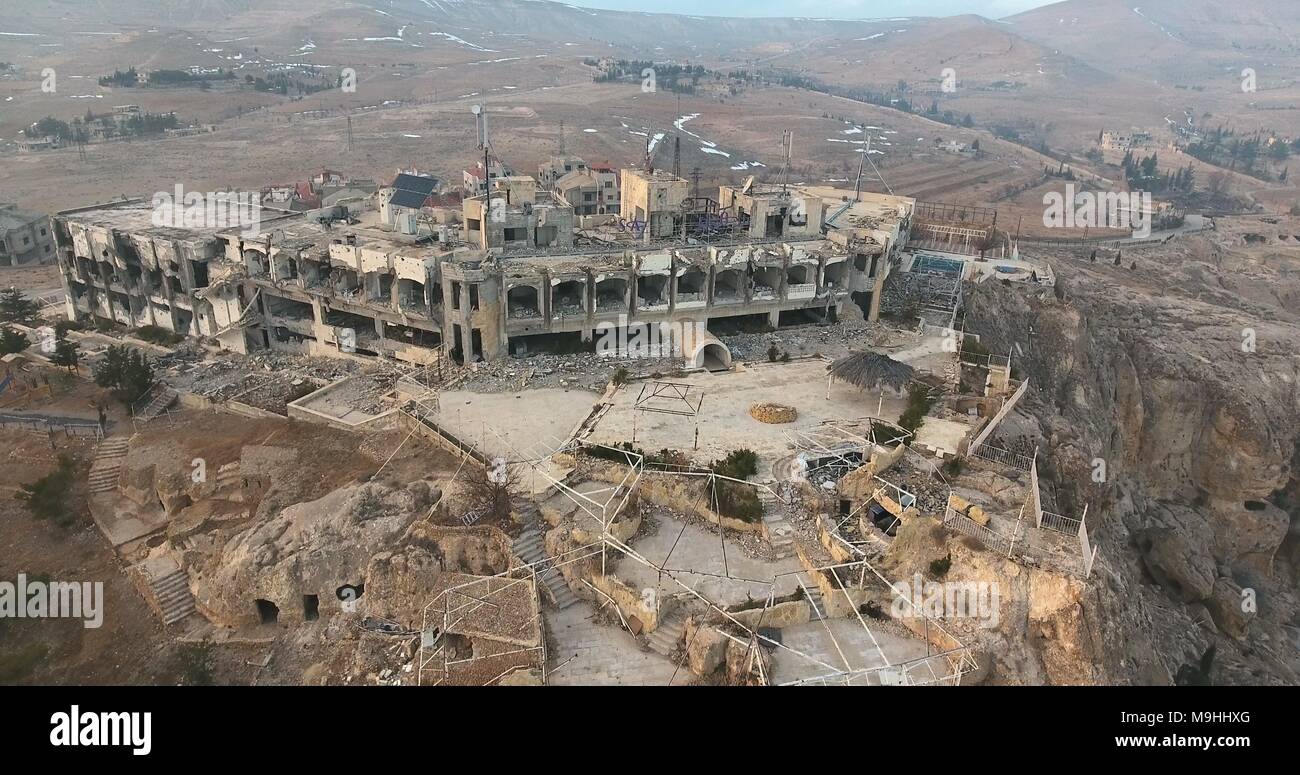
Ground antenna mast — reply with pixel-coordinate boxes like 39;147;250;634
778;130;794;192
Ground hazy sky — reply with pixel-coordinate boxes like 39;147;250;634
563;0;1057;18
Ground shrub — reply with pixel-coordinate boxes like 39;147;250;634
14;454;77;524
929;553;952;578
767;344;781;362
710;479;762;522
611;366;629;386
897;383;935;436
712;448;758;480
175;641;216;686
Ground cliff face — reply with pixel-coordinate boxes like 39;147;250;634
963;216;1300;685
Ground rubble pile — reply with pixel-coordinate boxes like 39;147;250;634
458;352;685;394
719;322;896;361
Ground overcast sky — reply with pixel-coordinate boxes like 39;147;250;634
562;0;1057;18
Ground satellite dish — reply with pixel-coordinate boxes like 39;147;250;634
470;104;482;115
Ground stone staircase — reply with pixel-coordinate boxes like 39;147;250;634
648;610;686;657
135;558;197;626
511;525;579;610
133;386;178;423
804;585;827;621
88;436;131;494
759;491;796;560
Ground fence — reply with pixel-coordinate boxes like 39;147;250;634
970;442;1034;472
942;497;1019;558
0;414;103;439
966;378;1029;457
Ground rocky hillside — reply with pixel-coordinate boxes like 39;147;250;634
963;216;1300;684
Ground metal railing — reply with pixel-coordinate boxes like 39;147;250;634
942;500;1018;558
1039;509;1082;536
0;414;103;439
970;442;1034;472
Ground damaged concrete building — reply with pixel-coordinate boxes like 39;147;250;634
51;169;914;366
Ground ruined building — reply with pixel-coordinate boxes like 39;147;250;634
51;169;913;366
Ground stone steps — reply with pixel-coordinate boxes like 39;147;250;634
134;386;177;422
512;525;579;611
151;570;197;625
88;437;131;494
648;610;686;657
134;562;197;626
804;586;827;621
759;489;796;560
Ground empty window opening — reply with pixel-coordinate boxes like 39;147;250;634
450;324;464;364
637;274;669;308
190;260;210;288
706;312;771;335
508;285;540;318
677;268;706;301
595;278;628;311
470;328;484;361
714;269;745;302
509;331;592;357
778;308;827;327
752;266;782;296
824;262;848;287
852;291;874;319
552;280;585;315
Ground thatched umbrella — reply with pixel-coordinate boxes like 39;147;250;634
826;351;915;397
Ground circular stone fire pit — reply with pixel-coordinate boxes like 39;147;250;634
749;402;798;424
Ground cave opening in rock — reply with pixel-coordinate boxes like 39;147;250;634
303;594;319;621
255;598;279;625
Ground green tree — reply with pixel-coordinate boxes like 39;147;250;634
51;329;79;372
93;344;153;405
0;288;38;326
0;325;29;355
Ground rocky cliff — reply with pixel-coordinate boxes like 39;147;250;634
962;216;1300;684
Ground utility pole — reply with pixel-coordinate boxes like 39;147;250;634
346;113;354;152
